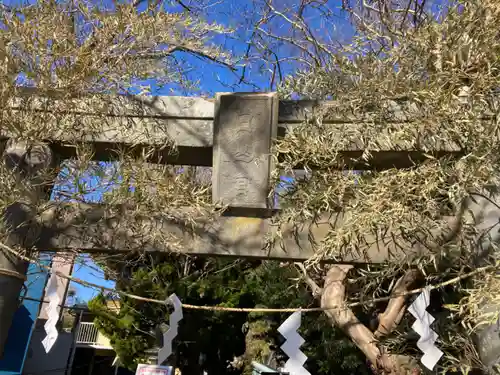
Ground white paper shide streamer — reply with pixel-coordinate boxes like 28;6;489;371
278;311;311;375
408;288;443;370
42;273;60;353
158;294;183;365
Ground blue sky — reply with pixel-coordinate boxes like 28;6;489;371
2;0;355;302
2;0;354;94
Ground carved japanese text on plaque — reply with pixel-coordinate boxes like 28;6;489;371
213;93;278;209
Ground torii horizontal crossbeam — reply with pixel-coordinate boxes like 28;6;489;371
1;93;465;169
11;201;457;263
0;92;483;263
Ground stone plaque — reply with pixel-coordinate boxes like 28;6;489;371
213;93;278;209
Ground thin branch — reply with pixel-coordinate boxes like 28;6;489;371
140;46;236;71
321;265;410;374
295;262;322;297
374;269;420;338
132;0;192;12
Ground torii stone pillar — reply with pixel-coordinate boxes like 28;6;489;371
0;140;54;358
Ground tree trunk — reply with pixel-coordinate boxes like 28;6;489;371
297;263;420;374
321;265;406;374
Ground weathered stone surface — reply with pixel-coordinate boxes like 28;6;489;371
278;100;318;122
22;202;455;263
9;93;216;118
1;94;471;168
213;93;278;209
0;141;54;358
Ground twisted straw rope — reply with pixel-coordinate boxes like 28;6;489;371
0;241;497;313
0;268;26;281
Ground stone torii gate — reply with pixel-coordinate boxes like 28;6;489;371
0;92;499;368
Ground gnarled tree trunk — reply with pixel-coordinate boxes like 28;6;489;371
297;263;420;374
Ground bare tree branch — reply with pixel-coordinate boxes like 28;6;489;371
294;262;322;297
374;269;420;339
321;265;418;374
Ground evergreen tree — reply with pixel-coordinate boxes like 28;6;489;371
89;256;370;374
